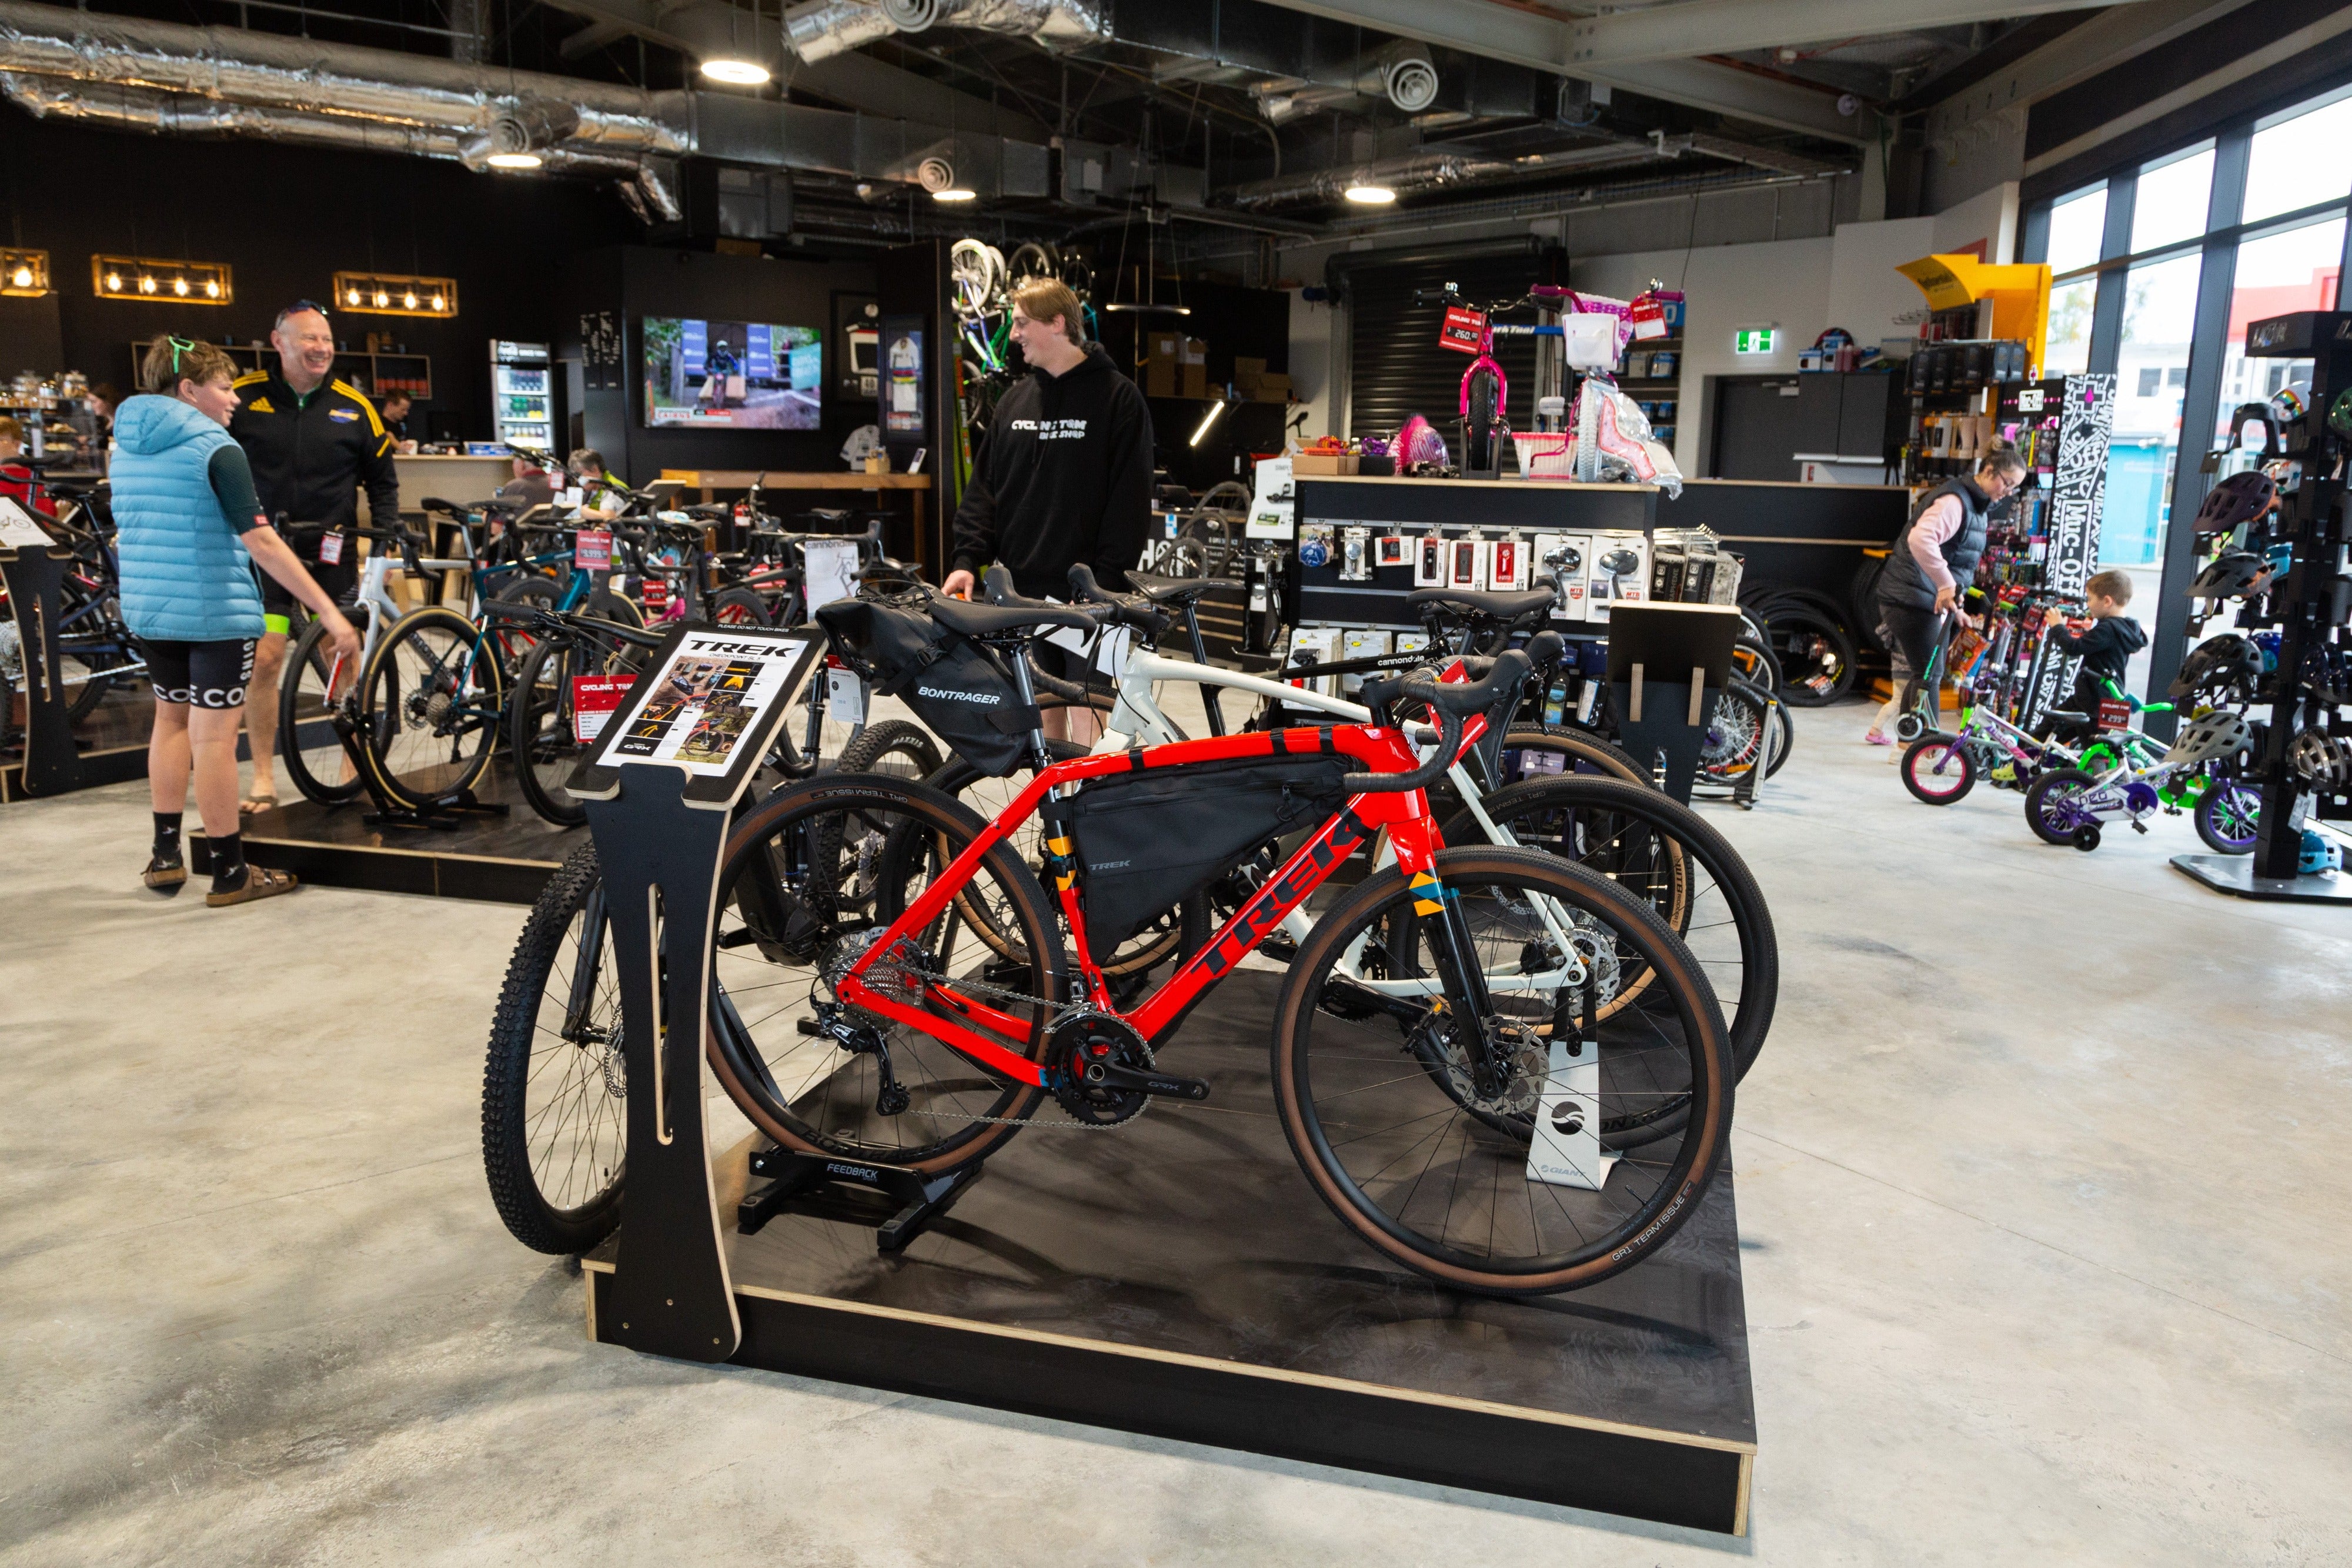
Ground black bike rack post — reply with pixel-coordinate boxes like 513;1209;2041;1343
2;539;85;797
1605;604;1742;806
567;622;826;1362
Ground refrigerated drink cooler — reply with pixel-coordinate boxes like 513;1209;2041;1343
490;340;553;455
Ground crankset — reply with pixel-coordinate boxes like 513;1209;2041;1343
1046;1011;1207;1126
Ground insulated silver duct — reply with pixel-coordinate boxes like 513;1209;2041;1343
1228;138;1670;210
786;0;1104;65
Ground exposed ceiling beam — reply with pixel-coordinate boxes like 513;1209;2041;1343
1919;0;2254;141
1562;0;2137;70
1242;0;1870;143
557;19;634;59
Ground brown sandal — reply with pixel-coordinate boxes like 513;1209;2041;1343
142;856;187;895
238;790;279;818
206;865;299;907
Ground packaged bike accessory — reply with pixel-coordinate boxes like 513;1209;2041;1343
815;599;1040;775
1066;752;1355;948
1414;533;1445;587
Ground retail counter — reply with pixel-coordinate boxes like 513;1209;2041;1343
358;454;517;526
1292;473;1905;629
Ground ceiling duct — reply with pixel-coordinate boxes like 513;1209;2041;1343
1229;136;1675;210
786;0;1105;65
1364;44;1438;114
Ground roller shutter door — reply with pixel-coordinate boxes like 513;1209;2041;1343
1341;243;1565;444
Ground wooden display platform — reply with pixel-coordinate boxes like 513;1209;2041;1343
189;754;572;903
583;971;1757;1534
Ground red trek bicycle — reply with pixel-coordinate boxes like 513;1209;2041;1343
702;618;1733;1296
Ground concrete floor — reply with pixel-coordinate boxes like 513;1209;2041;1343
4;706;2349;1566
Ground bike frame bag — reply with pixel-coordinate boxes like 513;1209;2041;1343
817;599;1040;775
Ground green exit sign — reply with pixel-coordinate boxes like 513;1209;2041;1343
1735;328;1778;355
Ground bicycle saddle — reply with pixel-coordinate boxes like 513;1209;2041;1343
1122;571;1220;607
1407;586;1557;622
930;593;1096;639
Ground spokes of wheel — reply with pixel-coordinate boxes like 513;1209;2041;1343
360;608;500;803
1273;847;1732;1295
705;781;1063;1174
280;613;365;804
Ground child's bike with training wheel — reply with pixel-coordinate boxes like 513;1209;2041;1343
2023;681;2255;851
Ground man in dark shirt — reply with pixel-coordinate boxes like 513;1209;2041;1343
379;390;416;453
229;300;399;811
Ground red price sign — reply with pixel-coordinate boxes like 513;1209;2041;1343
1438;305;1487;355
1629;297;1669;340
572;674;630;744
641;577;670;611
573;528;612;570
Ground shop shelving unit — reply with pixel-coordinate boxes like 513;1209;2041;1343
124;339;432;403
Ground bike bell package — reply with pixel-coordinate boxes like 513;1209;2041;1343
814;599;1040;775
1064;752;1356;948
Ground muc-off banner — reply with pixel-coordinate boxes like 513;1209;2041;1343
2022;373;2117;732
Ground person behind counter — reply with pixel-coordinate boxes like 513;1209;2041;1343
497;453;555;511
379;390;417;454
567;447;627;517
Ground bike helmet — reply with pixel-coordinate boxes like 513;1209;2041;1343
2271;382;2310;426
2290;729;2351;791
2164;710;2253;768
2191;470;2274;539
2170;633;2266;698
2299;828;2341;876
2190;549;2270;600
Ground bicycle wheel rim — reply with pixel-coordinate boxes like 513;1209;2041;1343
1903;735;1974;802
364;610;499;801
279;616;365;804
706;781;1061;1172
521;864;627;1218
511;638;589;827
1276;848;1730;1293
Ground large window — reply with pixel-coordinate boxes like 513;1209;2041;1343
2026;81;2352;684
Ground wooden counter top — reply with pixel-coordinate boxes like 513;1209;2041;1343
659;470;931;491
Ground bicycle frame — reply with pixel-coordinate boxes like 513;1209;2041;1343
835;720;1583;1089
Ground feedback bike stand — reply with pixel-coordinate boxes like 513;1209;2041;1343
328;707;510;831
736;1144;987;1253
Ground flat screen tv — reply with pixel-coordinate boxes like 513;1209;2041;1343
641;317;822;430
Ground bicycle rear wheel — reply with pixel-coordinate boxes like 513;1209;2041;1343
706;778;1063;1174
482;842;626;1254
1451;774;1776;1086
359;606;504;804
279;610;366;805
1272;847;1732;1295
509;634;632;828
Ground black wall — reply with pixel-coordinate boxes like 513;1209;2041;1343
562;245;879;485
0;110;637;432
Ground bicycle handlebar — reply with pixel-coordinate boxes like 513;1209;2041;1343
1347;648;1534;793
1065;563;1172;636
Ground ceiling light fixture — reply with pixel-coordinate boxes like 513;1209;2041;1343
332;272;459;318
1189;397;1234;447
931;188;977;203
486;151;544;170
91;253;233;308
700;57;770;85
1344;183;1397;205
1;249;48;296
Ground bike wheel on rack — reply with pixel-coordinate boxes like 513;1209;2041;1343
1900;733;1977;804
1699;680;1775;784
509;634;634;828
1448;775;1776;1088
587;589;644;630
482;842;627;1254
1758;601;1856;706
279;608;368;805
709;586;771;628
1271;846;1733;1296
2194;778;2261;854
359;606;505;803
1496;725;1651;788
705;777;1064;1175
1729;633;1782;694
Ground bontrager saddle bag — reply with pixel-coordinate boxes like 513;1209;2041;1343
816;599;1040;775
1067;751;1355;949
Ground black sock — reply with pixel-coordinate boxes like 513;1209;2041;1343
152;813;184;862
211;832;248;892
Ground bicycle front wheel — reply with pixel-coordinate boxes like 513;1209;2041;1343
1272;847;1732;1296
1900;733;1976;804
279;610;367;804
359;606;504;804
508;634;629;828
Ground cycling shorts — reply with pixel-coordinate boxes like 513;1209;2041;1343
144;637;257;708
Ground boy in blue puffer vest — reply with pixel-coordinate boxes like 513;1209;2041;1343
115;336;359;905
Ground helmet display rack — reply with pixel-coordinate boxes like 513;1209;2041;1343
2173;310;2352;902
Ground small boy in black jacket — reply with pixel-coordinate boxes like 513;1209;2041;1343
2042;569;2148;743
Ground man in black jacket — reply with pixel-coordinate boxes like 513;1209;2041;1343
229;300;400;811
945;280;1152;741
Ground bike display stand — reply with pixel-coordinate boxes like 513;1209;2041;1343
1605;603;1741;805
577;968;1760;1535
737;1144;986;1254
329;707;510;833
1;536;150;800
567;623;826;1362
2173;312;2352;905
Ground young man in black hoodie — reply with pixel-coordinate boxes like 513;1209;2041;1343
944;279;1153;741
2041;568;2149;743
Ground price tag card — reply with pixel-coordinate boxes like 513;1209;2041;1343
826;666;867;724
573;529;613;571
1439;306;1488;354
572;673;630;743
318;531;345;566
641;578;671;610
803;538;862;611
1629;297;1669;340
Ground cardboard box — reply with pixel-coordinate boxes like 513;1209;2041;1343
1291;452;1358;475
1181;337;1208;400
1145;331;1184;397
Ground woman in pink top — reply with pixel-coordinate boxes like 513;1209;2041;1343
1868;444;2028;741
